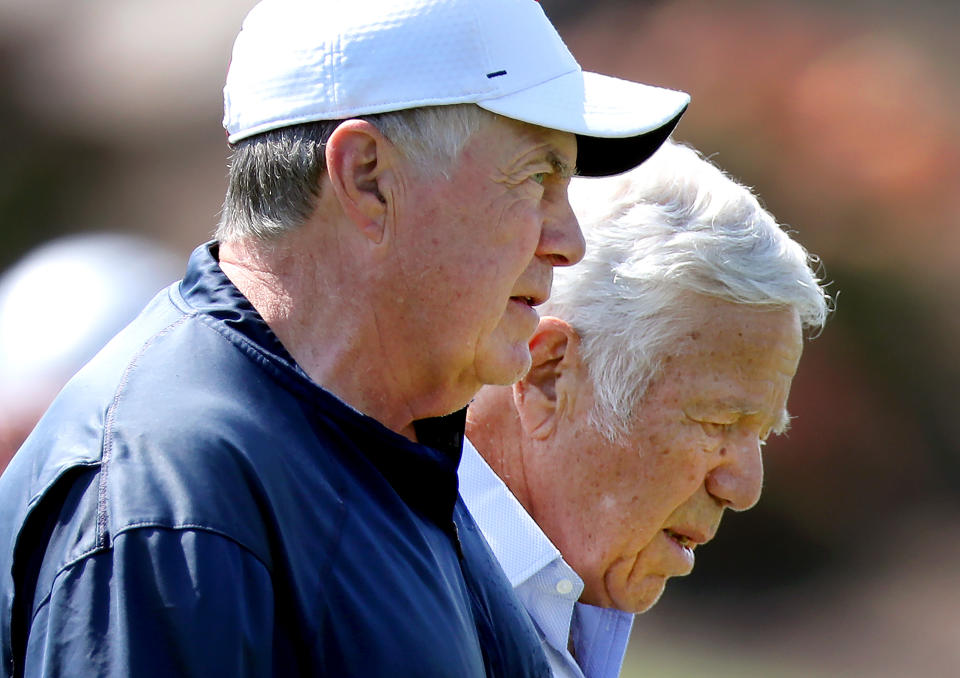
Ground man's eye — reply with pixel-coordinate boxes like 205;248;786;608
700;421;732;437
531;172;547;185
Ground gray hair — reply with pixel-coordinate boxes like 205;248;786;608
216;104;491;242
546;139;832;440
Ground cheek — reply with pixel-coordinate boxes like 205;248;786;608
606;432;711;531
492;193;543;248
455;204;541;296
556;445;663;552
643;444;712;505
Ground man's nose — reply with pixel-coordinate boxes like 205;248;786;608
705;434;764;511
537;194;586;267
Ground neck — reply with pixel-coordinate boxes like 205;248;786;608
466;385;533;509
219;233;425;439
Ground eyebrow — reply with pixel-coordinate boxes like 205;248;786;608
690;400;792;437
547;150;577;179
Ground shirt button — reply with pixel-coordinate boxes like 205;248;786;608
555;579;574;595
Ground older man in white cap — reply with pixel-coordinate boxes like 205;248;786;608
0;1;688;676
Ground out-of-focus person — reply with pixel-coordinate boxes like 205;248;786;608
0;233;181;473
0;0;689;675
461;139;831;677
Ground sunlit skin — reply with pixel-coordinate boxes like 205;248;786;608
219;114;584;440
469;297;804;613
387;115;585;400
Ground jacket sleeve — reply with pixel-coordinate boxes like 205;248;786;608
22;527;275;678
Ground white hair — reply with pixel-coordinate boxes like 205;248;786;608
375;104;492;174
544;139;831;440
216;104;492;242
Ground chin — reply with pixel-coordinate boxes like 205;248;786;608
474;346;533;387
629;588;667;614
607;575;668;614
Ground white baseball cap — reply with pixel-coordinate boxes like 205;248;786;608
223;0;690;176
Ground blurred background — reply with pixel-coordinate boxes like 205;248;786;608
1;0;957;675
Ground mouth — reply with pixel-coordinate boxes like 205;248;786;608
510;294;543;307
663;528;707;551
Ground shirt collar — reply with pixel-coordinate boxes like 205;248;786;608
458;437;565;587
459;438;636;678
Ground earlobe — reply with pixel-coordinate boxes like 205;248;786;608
325;119;395;243
514;317;580;440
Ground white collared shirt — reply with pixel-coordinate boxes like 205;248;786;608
458;438;634;678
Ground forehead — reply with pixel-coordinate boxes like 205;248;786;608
474;115;578;173
651;300;803;407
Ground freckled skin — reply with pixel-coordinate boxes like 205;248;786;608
522;298;804;613
385;116;584;404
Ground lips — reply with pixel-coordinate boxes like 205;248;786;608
511;268;552;309
509;292;545;307
663;526;711;551
662;528;701;573
665;529;695;549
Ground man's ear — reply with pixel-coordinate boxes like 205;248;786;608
324;119;397;244
514;316;582;440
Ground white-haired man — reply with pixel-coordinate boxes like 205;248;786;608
461;140;831;677
0;0;688;676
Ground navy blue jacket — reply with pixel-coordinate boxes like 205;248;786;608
0;242;550;678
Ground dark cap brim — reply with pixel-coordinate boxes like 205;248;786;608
574;105;687;177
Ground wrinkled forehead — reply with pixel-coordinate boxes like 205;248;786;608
655;305;804;400
486;115;578;171
670;300;803;364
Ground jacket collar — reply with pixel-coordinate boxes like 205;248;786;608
177;241;466;531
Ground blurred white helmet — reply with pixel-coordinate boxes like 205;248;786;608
0;232;181;416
